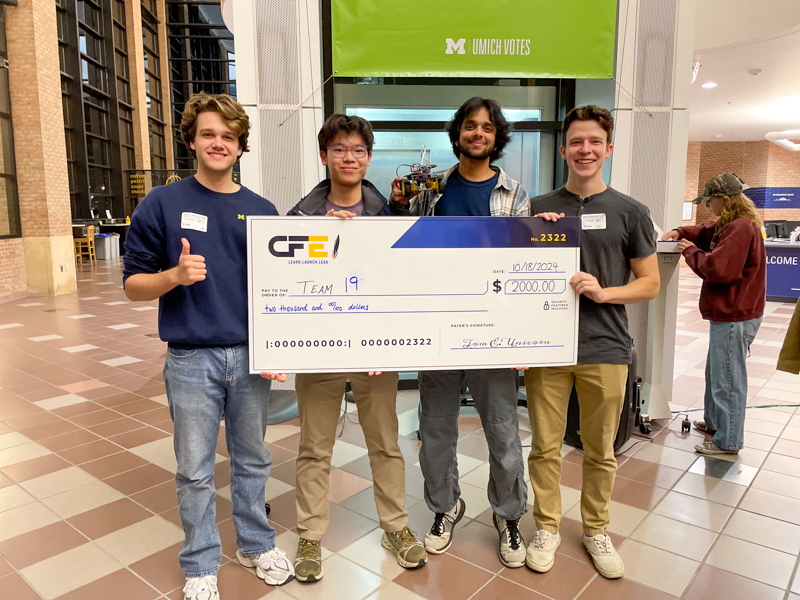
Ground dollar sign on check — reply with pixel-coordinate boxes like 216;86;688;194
493;279;502;293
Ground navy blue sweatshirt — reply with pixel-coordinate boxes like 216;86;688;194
122;176;278;345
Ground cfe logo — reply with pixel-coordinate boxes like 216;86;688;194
268;235;340;259
445;38;466;55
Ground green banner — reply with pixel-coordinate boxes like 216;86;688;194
331;0;617;79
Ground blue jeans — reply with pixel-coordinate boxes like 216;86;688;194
164;344;276;578
704;318;762;451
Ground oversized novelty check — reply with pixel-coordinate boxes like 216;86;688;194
247;216;580;373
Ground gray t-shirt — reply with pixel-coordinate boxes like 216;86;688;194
530;186;656;364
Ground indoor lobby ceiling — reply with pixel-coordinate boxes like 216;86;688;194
689;0;800;142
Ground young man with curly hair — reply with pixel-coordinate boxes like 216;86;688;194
389;97;530;568
123;93;294;600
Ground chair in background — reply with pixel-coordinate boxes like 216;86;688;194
74;225;97;266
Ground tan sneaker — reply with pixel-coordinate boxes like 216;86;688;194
382;527;428;568
693;420;716;435
695;441;738;455
583;534;624;579
294;538;323;582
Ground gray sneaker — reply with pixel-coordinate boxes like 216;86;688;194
293;538;323;582
424;498;466;554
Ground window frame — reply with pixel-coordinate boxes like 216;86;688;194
0;5;21;240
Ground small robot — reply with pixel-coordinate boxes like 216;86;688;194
397;145;445;197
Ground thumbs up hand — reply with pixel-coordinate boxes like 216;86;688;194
176;238;207;286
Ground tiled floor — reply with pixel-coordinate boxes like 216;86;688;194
1;259;799;600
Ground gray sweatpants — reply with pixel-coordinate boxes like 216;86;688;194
417;369;527;520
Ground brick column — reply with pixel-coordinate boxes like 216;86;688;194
126;0;151;175
682;141;700;225
5;0;76;296
157;0;175;170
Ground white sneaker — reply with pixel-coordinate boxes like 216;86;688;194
236;548;295;585
424;498;466;554
183;575;219;600
525;529;561;573
583;533;624;578
492;514;525;568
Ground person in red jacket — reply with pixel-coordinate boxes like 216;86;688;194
662;173;766;455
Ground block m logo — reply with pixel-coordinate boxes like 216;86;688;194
445;38;466;55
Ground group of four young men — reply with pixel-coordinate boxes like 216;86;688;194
123;93;659;600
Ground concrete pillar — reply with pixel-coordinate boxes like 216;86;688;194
156;0;175;171
6;0;76;296
126;0;151;173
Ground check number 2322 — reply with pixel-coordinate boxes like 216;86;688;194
532;234;567;242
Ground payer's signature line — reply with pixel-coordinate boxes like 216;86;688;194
451;345;565;350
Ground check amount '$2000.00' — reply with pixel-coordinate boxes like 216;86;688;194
247;216;580;374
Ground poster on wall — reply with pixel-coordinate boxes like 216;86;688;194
746;187;800;210
331;0;617;79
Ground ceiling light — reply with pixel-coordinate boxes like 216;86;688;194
714;134;722;138
748;69;763;76
702;82;717;89
766;130;800;152
759;97;800;121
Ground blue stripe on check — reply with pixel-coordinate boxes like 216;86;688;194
390;217;580;249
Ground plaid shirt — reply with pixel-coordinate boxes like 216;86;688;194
407;165;530;217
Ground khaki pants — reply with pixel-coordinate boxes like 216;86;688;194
295;372;407;540
525;364;627;536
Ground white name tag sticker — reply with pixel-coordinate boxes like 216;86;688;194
581;214;607;230
181;212;208;232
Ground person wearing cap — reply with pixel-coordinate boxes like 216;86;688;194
661;173;766;455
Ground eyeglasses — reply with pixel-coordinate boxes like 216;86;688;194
326;144;368;159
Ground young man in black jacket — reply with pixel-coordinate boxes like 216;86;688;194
284;115;426;581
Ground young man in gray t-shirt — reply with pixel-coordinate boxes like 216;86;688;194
524;106;659;579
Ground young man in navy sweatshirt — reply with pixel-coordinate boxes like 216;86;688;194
123;93;294;600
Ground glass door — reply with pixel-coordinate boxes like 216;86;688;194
335;82;560;199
